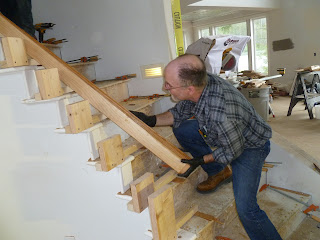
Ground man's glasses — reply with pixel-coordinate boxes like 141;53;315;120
163;81;187;90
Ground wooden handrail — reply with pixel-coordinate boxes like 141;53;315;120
0;13;190;174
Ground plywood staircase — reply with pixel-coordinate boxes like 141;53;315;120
1;13;320;240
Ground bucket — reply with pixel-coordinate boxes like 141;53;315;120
240;86;271;121
315;105;320;119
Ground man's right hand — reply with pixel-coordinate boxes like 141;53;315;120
130;111;157;127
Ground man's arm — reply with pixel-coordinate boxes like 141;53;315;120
155;111;174;126
130;110;174;127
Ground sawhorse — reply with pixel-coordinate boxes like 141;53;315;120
287;71;320;119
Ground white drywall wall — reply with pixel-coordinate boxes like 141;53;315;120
31;0;170;96
268;0;320;92
0;70;152;240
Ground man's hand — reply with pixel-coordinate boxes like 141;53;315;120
178;157;205;178
130;111;157;127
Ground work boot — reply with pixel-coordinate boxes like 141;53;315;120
197;166;232;194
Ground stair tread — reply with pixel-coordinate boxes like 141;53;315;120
23;78;130;104
190;181;235;218
287;216;320;240
217;187;311;239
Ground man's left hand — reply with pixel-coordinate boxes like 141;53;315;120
178;157;205;178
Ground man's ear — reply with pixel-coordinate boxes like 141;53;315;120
187;85;196;94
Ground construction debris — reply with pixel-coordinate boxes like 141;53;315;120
239;70;266;79
296;65;320;72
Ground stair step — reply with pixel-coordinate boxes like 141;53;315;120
217;187;311;239
287;215;320;240
68;62;96;82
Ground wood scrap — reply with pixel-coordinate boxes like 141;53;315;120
194;211;224;225
296;65;320;72
239;70;266;79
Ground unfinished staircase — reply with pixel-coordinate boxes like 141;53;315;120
1;13;320;240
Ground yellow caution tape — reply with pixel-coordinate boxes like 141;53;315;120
171;0;184;56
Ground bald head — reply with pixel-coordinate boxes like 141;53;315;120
164;54;207;88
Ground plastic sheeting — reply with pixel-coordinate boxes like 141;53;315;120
186;35;250;74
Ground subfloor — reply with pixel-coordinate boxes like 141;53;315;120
268;96;320;239
268;96;320;165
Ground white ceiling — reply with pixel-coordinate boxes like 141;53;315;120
180;0;279;22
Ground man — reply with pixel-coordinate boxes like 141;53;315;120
132;54;282;240
0;0;35;37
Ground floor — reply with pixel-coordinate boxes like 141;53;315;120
268;96;320;165
268;96;320;239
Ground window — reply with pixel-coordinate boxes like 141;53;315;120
199;27;210;38
215;22;248;72
195;17;268;74
252;18;268;74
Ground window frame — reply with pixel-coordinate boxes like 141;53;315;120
196;16;269;75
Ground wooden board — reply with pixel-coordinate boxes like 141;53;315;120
194;211;223;225
195;221;213;240
35;68;64;100
148;185;177;240
175;205;198;230
66;100;93;133
130;172;155;213
97;134;124;171
1;37;28;67
0;13;190;174
154;170;177;191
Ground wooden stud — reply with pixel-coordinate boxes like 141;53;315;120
0;13;190;174
1;37;28;67
97;134;124;171
35;68;64;100
130;172;155;213
148;185;177;240
66;100;93;133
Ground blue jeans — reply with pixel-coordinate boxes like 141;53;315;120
173;119;282;240
1;0;35;36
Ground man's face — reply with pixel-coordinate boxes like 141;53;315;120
163;68;188;102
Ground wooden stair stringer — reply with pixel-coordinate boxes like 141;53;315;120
0;13;190;174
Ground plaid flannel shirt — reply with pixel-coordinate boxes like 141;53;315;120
169;73;272;165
